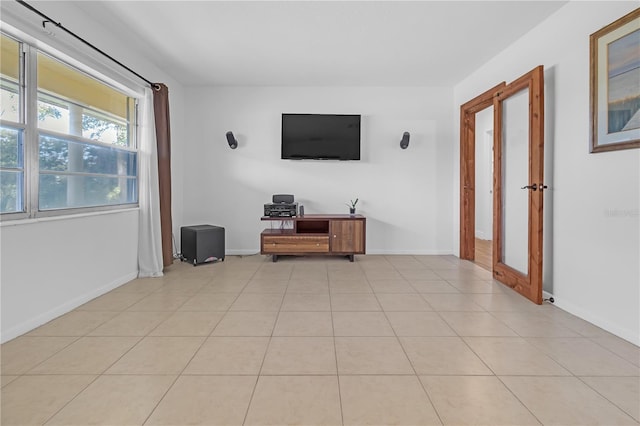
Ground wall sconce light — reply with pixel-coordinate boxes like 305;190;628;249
400;132;410;149
226;131;238;149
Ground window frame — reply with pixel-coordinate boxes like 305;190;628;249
0;33;28;219
0;32;140;221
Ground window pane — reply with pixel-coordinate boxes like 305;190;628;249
39;134;136;176
0;170;24;213
1;126;23;168
37;97;70;134
37;52;134;147
0;126;24;213
1;81;20;122
39;174;137;210
38;133;137;210
0;34;20;123
82;110;128;146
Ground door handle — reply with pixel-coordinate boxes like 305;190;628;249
521;183;537;191
539;184;548;191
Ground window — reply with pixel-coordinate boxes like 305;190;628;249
0;33;138;218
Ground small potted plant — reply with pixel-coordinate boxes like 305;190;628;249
346;198;358;215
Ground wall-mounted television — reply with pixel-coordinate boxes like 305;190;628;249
281;114;361;160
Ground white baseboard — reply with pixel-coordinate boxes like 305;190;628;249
366;249;454;255
1;271;138;344
226;249;262;256
541;291;639;346
226;249;454;256
226;249;456;256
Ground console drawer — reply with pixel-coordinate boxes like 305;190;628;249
262;235;329;253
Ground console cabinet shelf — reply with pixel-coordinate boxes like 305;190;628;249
261;214;366;262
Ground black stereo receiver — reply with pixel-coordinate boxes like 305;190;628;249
264;203;298;217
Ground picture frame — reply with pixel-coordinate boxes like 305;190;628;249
590;8;640;153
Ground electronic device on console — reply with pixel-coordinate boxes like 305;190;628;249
264;203;298;217
264;194;298;217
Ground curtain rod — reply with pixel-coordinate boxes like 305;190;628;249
15;0;160;91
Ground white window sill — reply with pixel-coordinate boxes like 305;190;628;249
0;207;139;228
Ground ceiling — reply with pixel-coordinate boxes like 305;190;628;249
66;1;567;87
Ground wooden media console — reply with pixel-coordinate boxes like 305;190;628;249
260;214;366;262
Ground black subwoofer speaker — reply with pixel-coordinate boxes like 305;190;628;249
181;225;225;266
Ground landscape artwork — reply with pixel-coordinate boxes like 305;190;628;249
607;29;640;134
590;9;640;152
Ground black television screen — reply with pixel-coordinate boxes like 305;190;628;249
281;114;361;160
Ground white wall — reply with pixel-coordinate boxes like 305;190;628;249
453;1;640;344
183;86;454;255
0;211;138;340
0;2;186;342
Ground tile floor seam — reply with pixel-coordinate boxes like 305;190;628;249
373;262;446;426
587;335;640;368
574;375;640;422
525;337;631;378
8;335;81;376
485;308;541;337
4;255;639;426
493;374;567;426
26;335;145;378
149;259;260;426
328;266;346;426
240;269;291;426
458;335;499;377
202;278;253;338
242;264;291;425
140;333;212;425
28;311;121;339
35;373;103;425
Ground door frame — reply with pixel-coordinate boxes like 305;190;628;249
459;66;545;305
459;82;505;261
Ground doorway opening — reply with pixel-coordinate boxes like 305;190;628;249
459;82;504;266
474;108;494;271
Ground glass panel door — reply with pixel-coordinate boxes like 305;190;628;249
501;88;529;275
493;66;545;304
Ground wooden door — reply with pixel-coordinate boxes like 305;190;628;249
493;66;545;304
330;220;364;253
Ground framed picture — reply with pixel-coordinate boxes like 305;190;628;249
590;8;640;153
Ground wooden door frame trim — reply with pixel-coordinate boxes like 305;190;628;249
459;82;506;260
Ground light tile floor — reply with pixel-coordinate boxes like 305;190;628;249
2;254;639;425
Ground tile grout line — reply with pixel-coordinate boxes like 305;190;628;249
4;255;639;425
118;272;217;426
369;257;446;426
455;332;547;425
573;375;640;422
38;373;102;425
142;257;261;426
240;259;292;426
328;262;346;426
15;272;203;424
38;332;145;424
